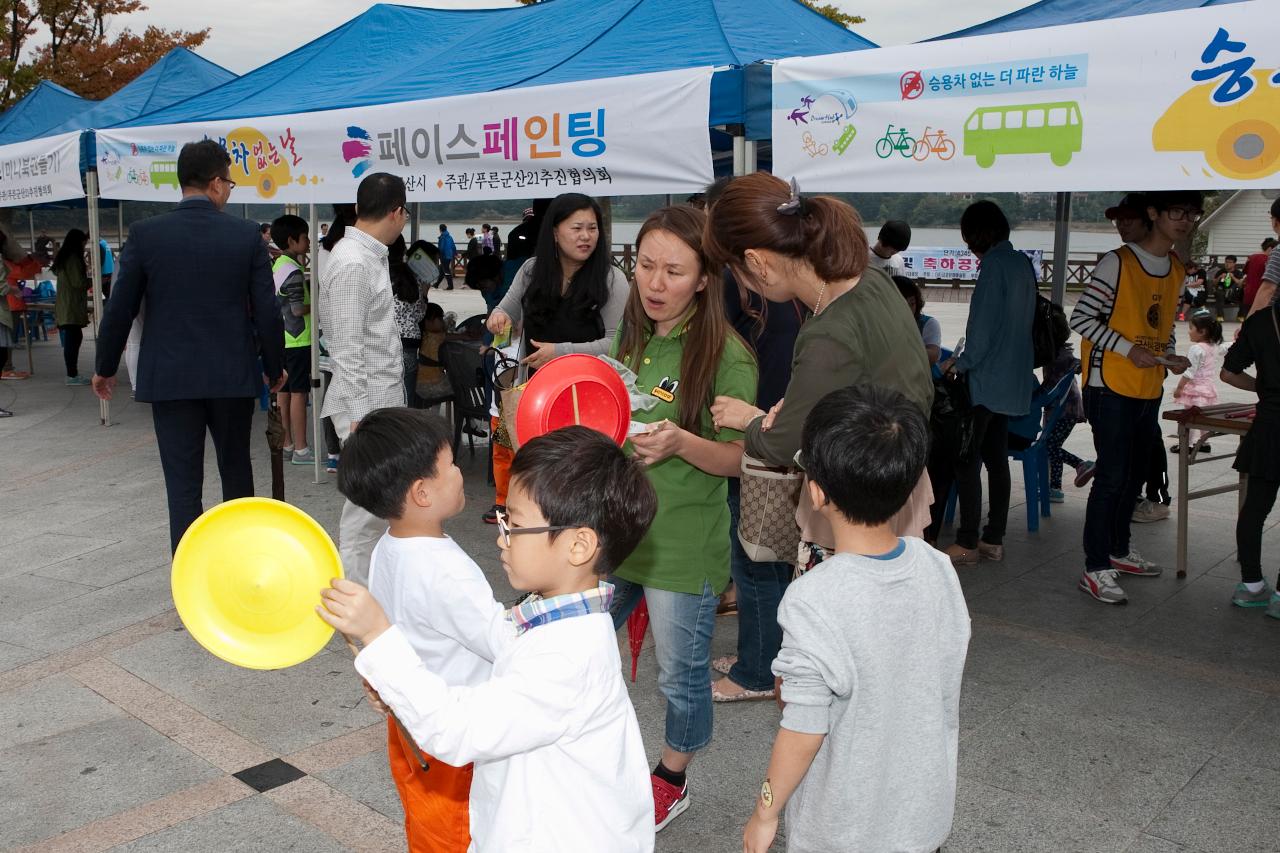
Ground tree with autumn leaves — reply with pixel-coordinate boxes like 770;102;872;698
1;0;209;108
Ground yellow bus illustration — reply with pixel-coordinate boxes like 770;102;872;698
963;101;1083;168
149;160;180;189
1153;69;1280;180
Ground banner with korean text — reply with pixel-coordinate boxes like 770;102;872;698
773;1;1278;192
96;68;713;203
904;247;1043;281
0;131;85;207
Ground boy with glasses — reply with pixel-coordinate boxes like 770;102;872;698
321;424;658;852
1070;191;1199;604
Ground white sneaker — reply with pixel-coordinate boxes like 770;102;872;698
290;447;315;465
1079;569;1128;605
1132;499;1170;523
1111;549;1163;577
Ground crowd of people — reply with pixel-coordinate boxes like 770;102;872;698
1;135;1276;850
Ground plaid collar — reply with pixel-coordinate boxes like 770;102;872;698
509;581;615;636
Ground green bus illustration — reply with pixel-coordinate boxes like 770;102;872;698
963;101;1083;168
150;160;180;189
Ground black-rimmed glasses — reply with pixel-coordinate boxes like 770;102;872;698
495;507;575;548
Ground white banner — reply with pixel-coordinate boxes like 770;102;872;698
902;247;1044;281
0;131;84;206
96;68;713;203
773;1;1279;192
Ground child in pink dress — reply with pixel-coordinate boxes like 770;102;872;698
1171;311;1224;452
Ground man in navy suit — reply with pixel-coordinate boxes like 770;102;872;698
93;140;286;554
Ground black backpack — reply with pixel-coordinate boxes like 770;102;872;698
1032;293;1070;368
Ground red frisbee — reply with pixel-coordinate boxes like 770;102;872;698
514;354;630;446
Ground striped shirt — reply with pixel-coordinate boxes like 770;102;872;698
1070;244;1177;388
319;227;406;422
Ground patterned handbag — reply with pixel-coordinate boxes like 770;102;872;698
737;453;804;565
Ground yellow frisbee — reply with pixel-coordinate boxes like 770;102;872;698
171;498;343;670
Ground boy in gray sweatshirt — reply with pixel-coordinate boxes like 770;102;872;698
744;385;971;853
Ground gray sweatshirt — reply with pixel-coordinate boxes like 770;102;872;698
773;539;971;853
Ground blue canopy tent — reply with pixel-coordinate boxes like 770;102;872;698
0;82;91;145
927;0;1250;303
930;0;1246;39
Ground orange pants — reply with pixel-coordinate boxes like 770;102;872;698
492;416;513;507
387;717;472;853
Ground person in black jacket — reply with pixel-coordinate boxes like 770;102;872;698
93;140;286;553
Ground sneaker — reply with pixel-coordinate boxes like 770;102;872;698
64;375;90;386
0;407;12;418
651;774;690;831
1132;499;1170;523
1232;582;1273;608
1073;460;1096;488
325;454;339;473
483;504;504;525
1111;549;1163;577
1267;595;1280;621
1079;569;1128;605
1050;488;1066;504
1170;443;1212;455
290;447;315;465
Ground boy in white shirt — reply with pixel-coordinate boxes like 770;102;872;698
334;407;506;852
321;425;659;853
744;386;971;853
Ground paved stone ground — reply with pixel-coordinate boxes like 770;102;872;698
1;290;1276;853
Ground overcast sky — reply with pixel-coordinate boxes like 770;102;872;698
136;0;1034;73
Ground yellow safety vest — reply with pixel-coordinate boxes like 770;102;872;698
1083;245;1182;400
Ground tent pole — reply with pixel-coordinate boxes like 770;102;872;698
118;202;124;249
87;171;109;427
732;133;746;176
27;210;34;250
744;140;758;174
1051;192;1072;306
309;202;322;484
410;202;420;244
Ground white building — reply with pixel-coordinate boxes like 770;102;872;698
1199;190;1280;258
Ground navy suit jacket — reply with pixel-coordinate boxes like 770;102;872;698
96;196;285;402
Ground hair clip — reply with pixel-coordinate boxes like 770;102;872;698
776;177;806;216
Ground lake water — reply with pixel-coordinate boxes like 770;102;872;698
410;221;1121;258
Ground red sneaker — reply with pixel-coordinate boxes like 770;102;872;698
651;773;690;831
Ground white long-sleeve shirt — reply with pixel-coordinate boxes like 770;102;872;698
356;613;654;853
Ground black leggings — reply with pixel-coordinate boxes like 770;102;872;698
60;325;84;378
1238;474;1280;585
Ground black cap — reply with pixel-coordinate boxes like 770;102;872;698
1105;193;1148;221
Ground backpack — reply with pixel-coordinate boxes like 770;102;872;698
1032;294;1070;369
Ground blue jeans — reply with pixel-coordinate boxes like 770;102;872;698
726;479;792;691
1082;387;1160;571
610;577;717;754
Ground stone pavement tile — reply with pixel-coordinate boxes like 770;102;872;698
0;573;97;612
958;632;1078;740
0;532;120;580
964;571;1160;641
264;776;401;853
286;722;385;776
944;778;1134;853
1216;696;1280;774
0;716;221;848
107;793;350;853
0;567;173;653
0;612;178;695
1123;834;1203;852
67;657;274;773
18;777;254;853
958;703;1211;827
0;673;122;751
1014;654;1268;753
0;639;40;672
34;528;173;589
109;628;382;755
312;746;405;826
1120;575;1280;688
1145;756;1280;853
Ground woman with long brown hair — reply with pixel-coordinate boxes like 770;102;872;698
607;204;758;832
708;173;935;570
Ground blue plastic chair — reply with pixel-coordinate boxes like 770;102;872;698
944;371;1075;533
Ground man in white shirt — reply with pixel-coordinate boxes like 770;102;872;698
867;219;911;276
320;172;409;584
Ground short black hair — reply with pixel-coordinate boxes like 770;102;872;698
259;223;270;234
270;215;308;251
355;172;406;222
1271;198;1280;221
439;224;448;232
800;385;928;525
336;408;453;520
509;426;656;574
1224;254;1238;263
960;201;1010;255
891;274;924;317
878;219;912;252
1263;237;1278;250
177;140;232;190
1146;190;1204;219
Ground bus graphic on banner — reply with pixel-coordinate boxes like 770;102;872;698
963;101;1083;168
